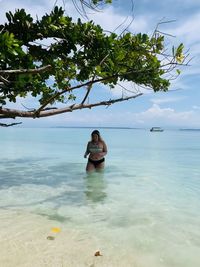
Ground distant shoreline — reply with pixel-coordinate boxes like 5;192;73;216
5;125;200;131
179;128;200;131
52;126;200;131
51;126;144;130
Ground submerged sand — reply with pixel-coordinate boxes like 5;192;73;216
2;209;195;267
0;209;143;267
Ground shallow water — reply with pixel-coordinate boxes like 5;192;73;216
0;127;200;266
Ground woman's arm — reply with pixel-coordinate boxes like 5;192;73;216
84;142;90;158
100;141;107;157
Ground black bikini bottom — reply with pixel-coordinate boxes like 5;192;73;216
88;158;105;167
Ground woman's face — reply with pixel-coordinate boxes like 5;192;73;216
92;133;99;142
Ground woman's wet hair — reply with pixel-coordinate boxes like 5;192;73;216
91;130;100;136
91;129;104;142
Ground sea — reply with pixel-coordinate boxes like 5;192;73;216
0;127;200;267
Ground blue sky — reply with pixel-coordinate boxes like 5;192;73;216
1;0;200;128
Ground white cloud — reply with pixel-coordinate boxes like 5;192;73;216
150;96;186;105
165;13;200;76
40;108;124;126
192;105;200;110
52;103;200;128
0;0;74;23
87;6;149;34
131;104;200;127
169;13;200;45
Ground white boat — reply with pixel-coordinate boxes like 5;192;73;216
150;127;164;132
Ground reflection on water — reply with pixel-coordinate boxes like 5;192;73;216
84;172;107;203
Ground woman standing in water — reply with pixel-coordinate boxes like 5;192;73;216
84;130;107;172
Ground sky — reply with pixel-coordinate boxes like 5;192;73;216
1;0;200;128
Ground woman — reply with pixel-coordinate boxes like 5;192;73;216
84;130;107;172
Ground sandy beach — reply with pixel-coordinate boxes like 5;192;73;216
0;209;100;267
0;209;146;267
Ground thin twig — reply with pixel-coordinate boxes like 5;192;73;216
0;65;52;75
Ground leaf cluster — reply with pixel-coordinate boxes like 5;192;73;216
0;6;184;107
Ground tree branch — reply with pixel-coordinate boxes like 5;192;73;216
34;65;164;116
0;65;52;75
0;75;11;85
0;93;143;119
0;122;22;127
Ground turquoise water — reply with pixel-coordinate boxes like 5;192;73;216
0;127;200;266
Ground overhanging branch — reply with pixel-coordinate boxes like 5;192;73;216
0;65;52;75
34;66;160;116
0;122;22;127
0;93;143;119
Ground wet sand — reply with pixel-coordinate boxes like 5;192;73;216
1;209;197;267
0;209;142;267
